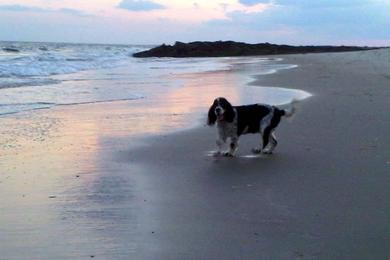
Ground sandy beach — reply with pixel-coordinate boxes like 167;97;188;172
1;49;389;259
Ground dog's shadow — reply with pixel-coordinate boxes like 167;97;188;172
205;150;274;159
203;150;282;179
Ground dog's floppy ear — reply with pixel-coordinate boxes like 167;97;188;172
223;100;235;123
207;102;217;125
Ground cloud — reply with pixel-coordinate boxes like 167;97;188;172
0;4;87;16
239;0;371;8
1;0;389;46
0;4;47;12
239;0;270;6
57;8;87;16
208;1;390;45
117;0;165;12
274;0;371;8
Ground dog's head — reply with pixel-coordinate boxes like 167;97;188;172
207;97;235;125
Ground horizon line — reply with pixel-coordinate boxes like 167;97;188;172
0;39;388;48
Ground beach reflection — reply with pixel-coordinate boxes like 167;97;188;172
0;58;310;258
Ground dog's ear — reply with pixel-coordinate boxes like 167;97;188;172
224;101;235;123
207;102;217;125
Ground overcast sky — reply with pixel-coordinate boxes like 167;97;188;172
0;0;389;46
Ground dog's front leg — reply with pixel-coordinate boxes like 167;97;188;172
213;127;227;156
216;138;224;155
224;136;238;157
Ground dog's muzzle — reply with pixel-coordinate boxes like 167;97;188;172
215;107;224;120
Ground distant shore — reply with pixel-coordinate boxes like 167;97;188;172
133;40;380;58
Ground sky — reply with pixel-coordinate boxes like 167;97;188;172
0;0;389;46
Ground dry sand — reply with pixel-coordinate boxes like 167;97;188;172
1;49;389;259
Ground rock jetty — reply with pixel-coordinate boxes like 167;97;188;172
133;41;377;58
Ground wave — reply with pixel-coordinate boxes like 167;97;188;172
0;102;55;116
0;96;145;116
0;78;61;89
0;42;151;78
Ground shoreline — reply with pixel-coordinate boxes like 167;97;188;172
1;49;389;258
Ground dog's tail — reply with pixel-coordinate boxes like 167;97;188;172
281;99;299;119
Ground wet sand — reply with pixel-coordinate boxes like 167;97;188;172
1;50;390;259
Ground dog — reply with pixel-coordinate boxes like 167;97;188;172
207;97;296;156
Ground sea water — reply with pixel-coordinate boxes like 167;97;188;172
0;41;309;117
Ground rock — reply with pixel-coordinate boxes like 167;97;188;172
133;41;379;58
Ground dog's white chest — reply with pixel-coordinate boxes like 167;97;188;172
217;119;237;140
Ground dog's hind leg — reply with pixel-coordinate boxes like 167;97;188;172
261;127;272;153
252;132;265;154
252;126;273;154
263;131;277;154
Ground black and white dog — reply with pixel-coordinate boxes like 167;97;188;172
207;97;296;156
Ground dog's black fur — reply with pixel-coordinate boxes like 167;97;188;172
207;97;294;156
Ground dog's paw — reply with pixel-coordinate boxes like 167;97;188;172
210;151;221;157
262;150;273;155
251;148;262;154
222;151;234;157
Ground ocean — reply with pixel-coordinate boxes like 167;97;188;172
0;41;309;118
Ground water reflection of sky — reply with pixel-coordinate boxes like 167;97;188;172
0;57;310;258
